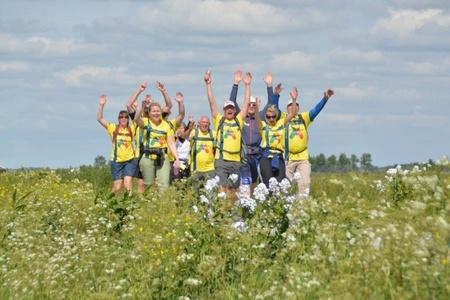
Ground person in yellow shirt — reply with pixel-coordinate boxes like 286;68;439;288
135;102;181;189
204;69;250;190
259;88;298;187
187;115;215;178
285;88;334;198
97;94;137;194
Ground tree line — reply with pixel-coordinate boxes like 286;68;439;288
309;153;374;172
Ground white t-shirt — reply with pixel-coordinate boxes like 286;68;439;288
176;139;190;160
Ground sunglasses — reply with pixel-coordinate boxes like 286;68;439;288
249;103;256;107
119;115;129;119
266;115;276;119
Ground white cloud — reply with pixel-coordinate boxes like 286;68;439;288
0;33;104;55
57;65;198;87
0;61;29;72
336;82;368;100
271;51;314;70
372;9;450;39
330;47;385;63
135;0;296;34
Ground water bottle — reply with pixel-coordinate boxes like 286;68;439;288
240;175;251;198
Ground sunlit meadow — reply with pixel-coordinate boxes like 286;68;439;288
0;158;449;299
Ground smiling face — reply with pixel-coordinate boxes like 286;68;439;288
287;103;299;116
224;105;236;119
248;102;257;115
199;116;210;132
149;104;162;123
118;111;129;127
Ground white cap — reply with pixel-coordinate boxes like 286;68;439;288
223;100;236;108
250;96;256;103
287;99;299;106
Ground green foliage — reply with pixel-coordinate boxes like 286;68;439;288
0;164;448;299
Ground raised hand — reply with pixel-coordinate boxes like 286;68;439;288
324;89;334;100
263;72;273;86
99;94;107;105
188;115;194;123
175;92;184;103
234;70;242;85
243;72;252;85
155;81;166;92
139;82;147;92
204;68;212;84
274;83;283;95
290;87;299;100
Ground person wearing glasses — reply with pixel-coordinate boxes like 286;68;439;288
284;89;334;198
97;94;137;194
259;88;299;187
204;69;250;191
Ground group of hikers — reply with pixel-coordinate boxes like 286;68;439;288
97;69;334;199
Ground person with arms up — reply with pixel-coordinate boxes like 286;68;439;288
285;88;334;198
204;69;250;192
97;94;137;194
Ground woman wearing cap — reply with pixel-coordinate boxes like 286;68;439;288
204;69;250;191
97;94;137;194
284;89;334;198
135;101;181;189
259;88;298;187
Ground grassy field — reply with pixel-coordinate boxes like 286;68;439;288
0;162;448;299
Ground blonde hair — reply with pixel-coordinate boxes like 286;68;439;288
266;105;278;116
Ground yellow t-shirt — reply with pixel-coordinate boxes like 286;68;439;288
166;118;180;162
260;116;286;157
107;123;136;162
189;128;215;172
133;124;142;158
285;112;311;161
141;118;174;159
213;113;244;162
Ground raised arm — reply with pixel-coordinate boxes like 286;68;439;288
127;82;147;113
309;89;334;121
239;72;252;118
255;97;263;131
134;101;145;128
204;69;219;118
97;94;108;129
284;87;298;124
173;92;186;127
181;115;195;140
156;81;173;111
230;69;242;113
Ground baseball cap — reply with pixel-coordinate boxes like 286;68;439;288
287;99;299;106
250;96;256;103
223;100;236;108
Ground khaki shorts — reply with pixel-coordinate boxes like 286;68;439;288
286;160;311;197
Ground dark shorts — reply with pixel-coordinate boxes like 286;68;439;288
111;159;137;181
214;159;242;188
240;153;261;183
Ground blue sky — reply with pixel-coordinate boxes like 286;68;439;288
1;0;449;168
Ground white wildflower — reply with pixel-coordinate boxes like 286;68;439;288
184;278;202;286
217;192;227;199
232;220;248;233
178;297;191;300
236;196;257;213
253;183;269;202
192;205;198;213
204;176;220;192
268;177;280;194
386;168;397;176
199;195;209;204
370;236;382;250
279;178;291;194
436;155;449;166
229;173;239;183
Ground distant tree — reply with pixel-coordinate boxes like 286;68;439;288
327;154;337;172
94;155;107;168
350;154;360;170
360;153;373;170
338;153;351;172
315;153;327;172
